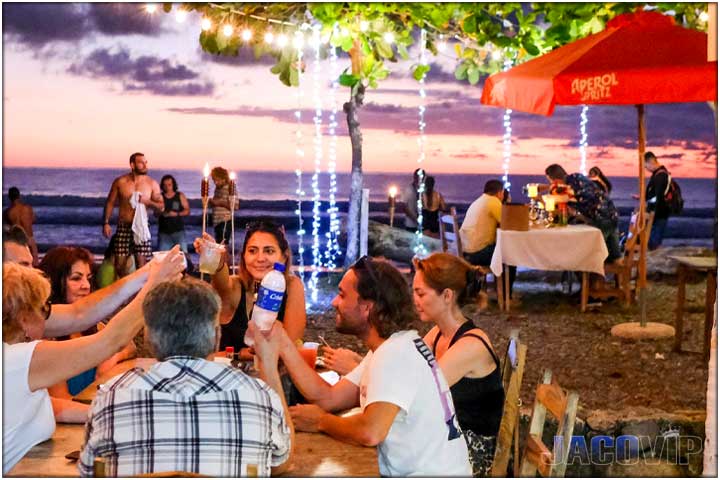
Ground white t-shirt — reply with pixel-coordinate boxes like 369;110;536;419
401;184;419;229
345;330;471;477
3;341;56;474
460;193;503;253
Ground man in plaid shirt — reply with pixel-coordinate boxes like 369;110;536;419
79;278;293;477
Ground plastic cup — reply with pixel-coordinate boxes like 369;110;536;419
299;341;319;369
198;241;226;274
152;250;187;270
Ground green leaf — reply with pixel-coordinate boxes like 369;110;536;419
289;66;299;87
462;14;477;34
522;37;540;56
339;73;360;87
412;64;430;81
396;43;409;60
340;35;354;51
467;65;480;85
216;30;228;51
375;38;394;59
454;62;469;81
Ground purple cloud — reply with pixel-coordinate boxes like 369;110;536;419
69;47;214;97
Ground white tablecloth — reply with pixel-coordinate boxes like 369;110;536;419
490;224;609;276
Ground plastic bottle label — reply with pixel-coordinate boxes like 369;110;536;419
256;286;284;312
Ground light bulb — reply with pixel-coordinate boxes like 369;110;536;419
360;20;369;32
241;29;252;41
491;49;503;61
223;24;234;37
145;4;157;14
341;27;350;37
699;11;709;22
383;31;394;43
175;10;187;23
277;34;288;47
201;18;212;31
264;31;274;44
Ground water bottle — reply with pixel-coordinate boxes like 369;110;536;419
244;262;287;347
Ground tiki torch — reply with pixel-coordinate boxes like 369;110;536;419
388;185;398;227
200;163;210;279
229;171;237;273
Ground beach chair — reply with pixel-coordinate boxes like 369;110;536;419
519;370;579;478
490;331;527;477
588;210;655;306
439;207;463;256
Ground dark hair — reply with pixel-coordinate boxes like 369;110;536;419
239;220;293;287
350;257;419;339
483;179;504;195
588;166;613;194
160;174;178;193
545;164;568;181
423;176;436;200
143;278;221;360
38;246;95;305
8;187;20;202
211;167;229;182
3;225;29;246
413;252;486;307
644;151;657;162
129;152;144;164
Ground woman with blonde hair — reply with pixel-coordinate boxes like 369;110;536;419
413;252;504;477
194;220;306;359
2;249;184;474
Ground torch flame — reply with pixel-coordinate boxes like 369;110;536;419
229;171;236;181
388;185;398;198
203;163;210;178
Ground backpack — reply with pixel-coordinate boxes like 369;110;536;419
663;170;684;215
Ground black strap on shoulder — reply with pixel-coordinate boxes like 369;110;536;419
432;329;443;354
450;320;501;368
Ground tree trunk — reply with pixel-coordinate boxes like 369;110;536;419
343;82;365;267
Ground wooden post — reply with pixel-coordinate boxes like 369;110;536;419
637;104;649;327
360;188;369;257
674;264;687;352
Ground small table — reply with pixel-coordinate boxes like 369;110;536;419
671;256;717;360
490;224;609;312
10;359;379;477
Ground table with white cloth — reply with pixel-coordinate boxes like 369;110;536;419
490;224;609;312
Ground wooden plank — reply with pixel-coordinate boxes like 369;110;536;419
580;272;588;313
519;370;552;477
550;391;579;478
523;434;553;478
674;264;687;352
536;383;568;422
490;342;527;477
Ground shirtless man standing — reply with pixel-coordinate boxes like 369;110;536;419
3;187;39;265
102;152;164;277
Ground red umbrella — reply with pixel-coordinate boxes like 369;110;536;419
480;10;717;324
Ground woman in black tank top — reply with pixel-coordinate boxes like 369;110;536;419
193;220;306;360
413;253;504;477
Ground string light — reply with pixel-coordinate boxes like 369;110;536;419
277;34;288;47
699;11;709;22
264;31;274;44
222;24;234;37
501;52;513;190
145;4;157;14
413;29;429;257
308;27;324;303
491;49;503;61
360;20;370;32
383;31;395;44
324;34;341;269
201;18;212;31
241;28;252;41
175;9;187;23
294;46;306;281
578;105;589;175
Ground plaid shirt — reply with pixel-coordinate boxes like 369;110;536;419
79;357;290;477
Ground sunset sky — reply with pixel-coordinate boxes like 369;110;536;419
2;3;717;177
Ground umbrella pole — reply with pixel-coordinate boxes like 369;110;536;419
637;104;648;327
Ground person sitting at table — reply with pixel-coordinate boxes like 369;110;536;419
39;246;136;399
3;226;165;339
2;249;183;475
413;252;504;477
544;164;621;263
79;278;293;477
193;220;306;359
253;256;472;477
459;179;516;296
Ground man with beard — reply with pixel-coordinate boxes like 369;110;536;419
252;256;471;477
102;152;164;277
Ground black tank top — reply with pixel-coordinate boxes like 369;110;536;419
220;282;287;351
433;320;505;436
158;193;185;234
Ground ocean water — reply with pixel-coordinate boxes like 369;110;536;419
2;167;717;257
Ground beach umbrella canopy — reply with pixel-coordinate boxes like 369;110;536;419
480;10;717;326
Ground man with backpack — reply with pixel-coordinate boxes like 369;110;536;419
644;151;683;250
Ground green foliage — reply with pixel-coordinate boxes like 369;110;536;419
184;2;709;91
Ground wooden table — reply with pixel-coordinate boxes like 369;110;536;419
490;224;609;312
671;256;717;360
9;359;379;477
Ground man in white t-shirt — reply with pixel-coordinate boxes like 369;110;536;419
400;169;423;231
254;257;471;477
